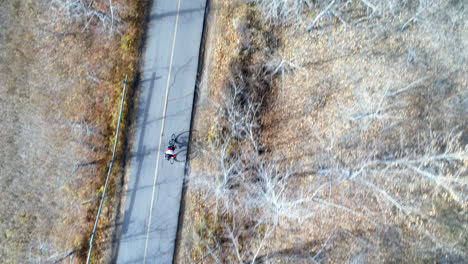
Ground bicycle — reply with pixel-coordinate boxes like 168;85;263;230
169;133;176;146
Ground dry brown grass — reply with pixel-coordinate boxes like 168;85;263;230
0;0;146;263
177;0;467;263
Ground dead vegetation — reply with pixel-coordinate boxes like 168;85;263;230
0;0;145;263
178;0;467;263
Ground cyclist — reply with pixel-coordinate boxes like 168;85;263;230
165;144;177;160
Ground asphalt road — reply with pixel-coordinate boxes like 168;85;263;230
116;0;206;263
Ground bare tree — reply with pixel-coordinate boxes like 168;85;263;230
249;0;312;26
49;0;121;35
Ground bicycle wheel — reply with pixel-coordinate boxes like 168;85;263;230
169;133;176;146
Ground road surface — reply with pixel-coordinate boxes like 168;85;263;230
116;0;206;263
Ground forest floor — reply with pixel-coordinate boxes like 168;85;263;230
177;0;467;263
0;0;146;263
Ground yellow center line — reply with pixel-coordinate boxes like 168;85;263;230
143;0;182;262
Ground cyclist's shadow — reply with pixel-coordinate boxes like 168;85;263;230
174;131;190;148
173;131;197;162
